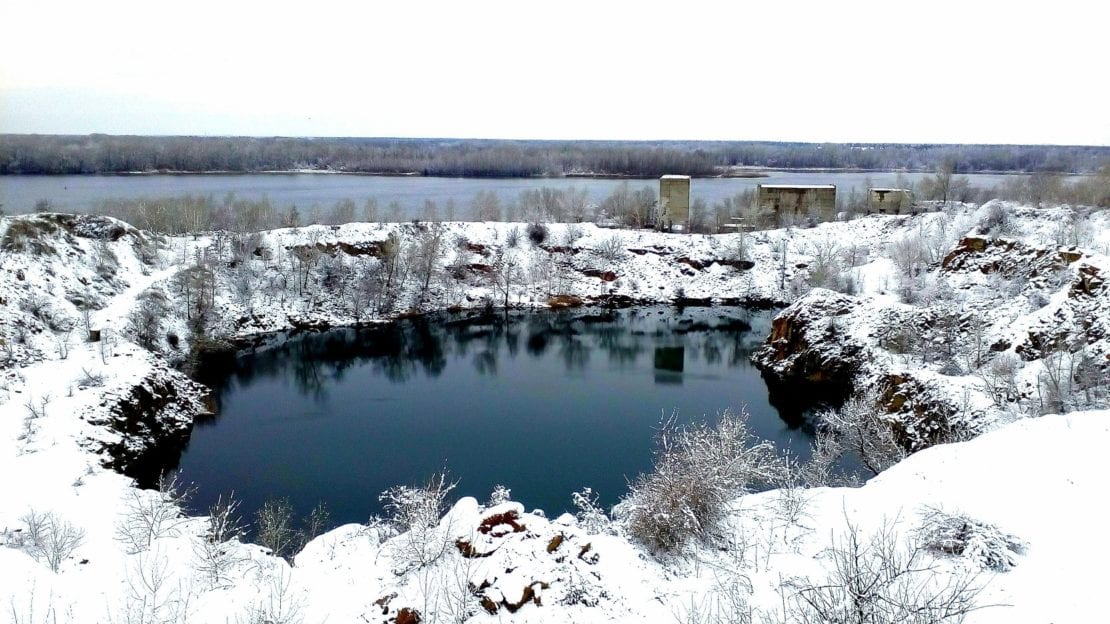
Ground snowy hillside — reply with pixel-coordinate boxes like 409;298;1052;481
1;203;1108;623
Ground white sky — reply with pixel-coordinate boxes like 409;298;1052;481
1;0;1107;144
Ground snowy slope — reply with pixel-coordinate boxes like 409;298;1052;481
1;204;1108;623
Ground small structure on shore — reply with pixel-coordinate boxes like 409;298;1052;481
756;184;836;224
867;187;914;214
658;175;690;231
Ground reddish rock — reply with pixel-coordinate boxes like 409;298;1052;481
478;510;525;535
547;295;584;309
581;268;618;282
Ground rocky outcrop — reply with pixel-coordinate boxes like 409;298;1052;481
941;235;1087;282
877;373;962;450
87;363;209;484
752;289;866;401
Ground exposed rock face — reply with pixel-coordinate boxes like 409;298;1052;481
878;373;961;449
752;289;865;400
88;363;208;484
942;235;1089;281
289;239;388;258
580;268;618;282
942;236;1109;362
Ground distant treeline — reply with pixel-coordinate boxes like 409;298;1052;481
1;135;1107;177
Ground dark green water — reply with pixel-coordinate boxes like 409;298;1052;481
173;307;823;528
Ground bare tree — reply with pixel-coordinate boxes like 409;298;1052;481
194;493;245;589
413;224;446;303
19;510;86;573
115;475;192;554
255;498;298;560
488;249;521;309
470;190;502;221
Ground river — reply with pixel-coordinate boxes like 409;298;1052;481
0;170;1036;219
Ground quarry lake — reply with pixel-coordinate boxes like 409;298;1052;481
0;170;1034;217
170;307;826;528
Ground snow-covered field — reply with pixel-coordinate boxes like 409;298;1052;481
0;203;1107;623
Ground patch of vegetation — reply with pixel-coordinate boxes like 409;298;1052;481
619;409;786;553
1;218;59;255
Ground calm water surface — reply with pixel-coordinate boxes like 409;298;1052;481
171;307;826;527
0;171;1035;217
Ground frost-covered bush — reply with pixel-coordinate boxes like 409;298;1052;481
255;497;297;560
487;484;512;507
917;507;1025;571
976;203;1018;238
620;410;787;553
562;223;585;246
572;487;610;534
789;517;983;623
18;510;86;573
596;235;624;262
381;471;456;532
380;471;457;570
1;218;59;255
820;392;905;476
115;475;191;554
128;290;170;350
253;498;330;563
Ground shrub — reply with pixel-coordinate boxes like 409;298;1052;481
976;203;1016;238
916;506;1025;571
572;487;610;534
487;484;512;507
254;498;332;562
114;475;191;554
194;493;245;589
78;366;105;387
788;516;983;623
526;222;549;246
255;497;297;560
381;471;455;533
562;223;585;246
20;510;86;572
596;236;624;262
380;471;457;571
820;392;905;477
128;291;170;350
1;218;58;255
620;409;787;553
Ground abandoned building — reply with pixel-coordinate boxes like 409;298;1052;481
756;184;837;224
658;175;690;230
867;187;914;214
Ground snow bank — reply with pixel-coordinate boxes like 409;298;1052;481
1;204;1108;622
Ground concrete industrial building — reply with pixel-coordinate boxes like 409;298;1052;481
658;175;691;230
756;184;837;224
867;187;914;214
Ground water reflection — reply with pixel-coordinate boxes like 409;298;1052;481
176;306;822;529
198;309;774;420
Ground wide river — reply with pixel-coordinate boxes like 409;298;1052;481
0;171;1033;219
168;307;840;529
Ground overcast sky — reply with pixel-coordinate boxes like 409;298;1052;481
1;0;1107;145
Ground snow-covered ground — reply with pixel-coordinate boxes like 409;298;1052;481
0;204;1107;622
